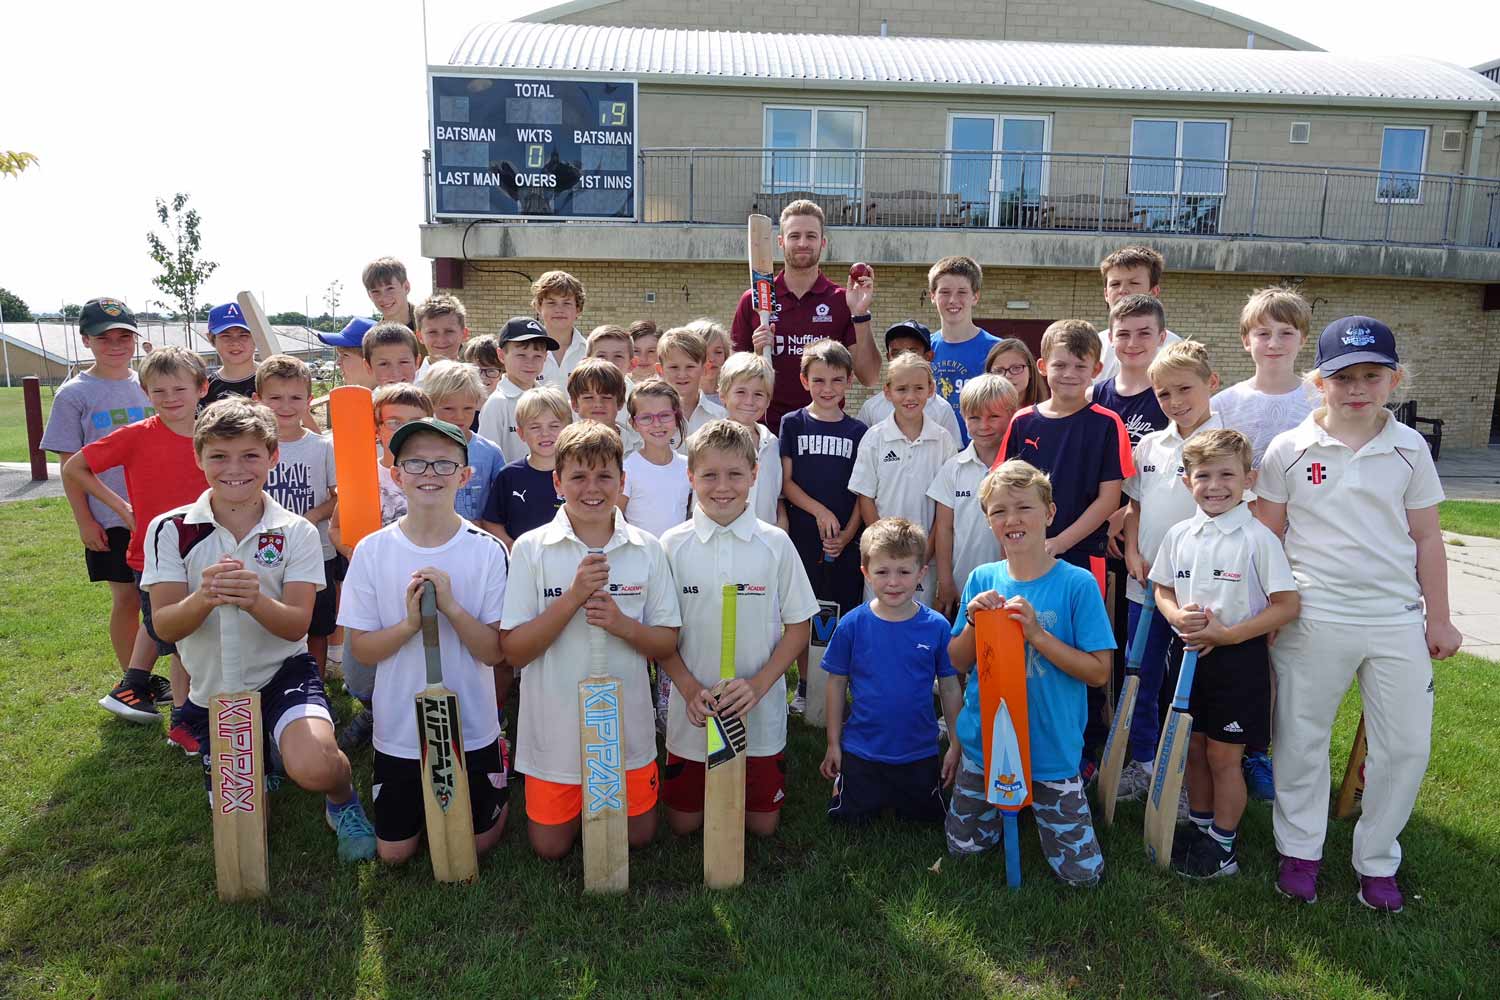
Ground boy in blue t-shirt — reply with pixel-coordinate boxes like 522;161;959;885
945;460;1116;887
479;386;569;547
821;518;961;824
927;256;1000;447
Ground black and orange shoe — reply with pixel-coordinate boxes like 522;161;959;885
147;673;173;708
99;673;160;723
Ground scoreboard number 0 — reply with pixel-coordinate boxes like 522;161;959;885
527;144;545;168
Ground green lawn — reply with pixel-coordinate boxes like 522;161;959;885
1;498;1497;999
0;385;54;464
1440;500;1500;540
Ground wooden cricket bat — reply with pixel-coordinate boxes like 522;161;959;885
235;291;278;361
1098;592;1156;826
416;581;478;883
1334;714;1367;819
704;584;749;889
210;606;269;901
1144;649;1200;868
976;610;1029;889
803;599;839;728
747;214;776;364
579;555;628;893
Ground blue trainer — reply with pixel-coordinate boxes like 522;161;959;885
325;794;377;862
1244;751;1275;801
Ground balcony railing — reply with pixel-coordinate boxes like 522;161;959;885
637;148;1500;249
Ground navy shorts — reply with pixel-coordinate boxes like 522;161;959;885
308;559;338;638
1168;635;1271;747
181;652;333;755
133;569;176;658
827;750;946;825
329;552;349;584
85;526;134;584
372;738;509;841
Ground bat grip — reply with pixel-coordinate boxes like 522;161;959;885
588;549;607;673
421;581;439;648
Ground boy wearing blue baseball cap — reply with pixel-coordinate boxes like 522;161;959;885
317;316;376;390
200;302;261;410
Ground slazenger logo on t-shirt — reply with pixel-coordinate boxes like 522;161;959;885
812;303;832;323
607;583;644;597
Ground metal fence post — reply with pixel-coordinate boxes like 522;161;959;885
1441;178;1453;245
1384;187;1394;244
1318;170;1330;240
1097;159;1107;235
687;149;695;224
1249;164;1260;237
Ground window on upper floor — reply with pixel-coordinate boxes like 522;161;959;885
1378;127;1428;204
1129;119;1230;233
947;114;1051;228
763;106;865;201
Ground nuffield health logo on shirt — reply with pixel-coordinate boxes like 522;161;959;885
1341;327;1376;347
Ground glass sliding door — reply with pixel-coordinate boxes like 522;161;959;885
947;114;1050;228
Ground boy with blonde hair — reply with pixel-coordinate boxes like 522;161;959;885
420;360;505;523
821;518;961;825
687;318;732;407
363;256;415;329
500;422;682;860
1213;286;1316;468
480;386;570;548
531;270;589;386
656;326;726;448
145;397;376;862
849;353;958;607
414;293;470;373
479;317;558;461
658;419;817;837
255;355;339;672
718;352;784;528
586;325;635;387
929;374;1018;616
363;323;421;387
854;322;962;443
927;256;1000;446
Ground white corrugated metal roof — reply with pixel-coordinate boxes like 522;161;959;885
446;22;1500;110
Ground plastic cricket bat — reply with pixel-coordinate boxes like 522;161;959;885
704;584;748;888
210;606;269;901
803;598;839;728
1097;592;1155;826
235;291;278;361
1144;649;1200;868
976;610;1029;889
747;214;776;363
416;581;478;883
1334;714;1367;819
579;553;628;893
329;386;381;549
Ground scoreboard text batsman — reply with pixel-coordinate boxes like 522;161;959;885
429;75;637;220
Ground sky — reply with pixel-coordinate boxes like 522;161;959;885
1;0;1495;321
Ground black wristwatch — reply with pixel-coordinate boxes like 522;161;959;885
850;313;871;324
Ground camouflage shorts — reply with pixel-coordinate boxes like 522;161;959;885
944;753;1104;887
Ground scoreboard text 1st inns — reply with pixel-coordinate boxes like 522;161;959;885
429;74;637;221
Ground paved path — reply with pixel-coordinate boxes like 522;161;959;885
1437;446;1500;501
0;462;63;503
1444;531;1500;662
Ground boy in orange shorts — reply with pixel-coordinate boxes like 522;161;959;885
499;422;682;859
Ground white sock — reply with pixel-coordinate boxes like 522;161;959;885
327;643;343;661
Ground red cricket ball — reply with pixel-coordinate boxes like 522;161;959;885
848;262;873;282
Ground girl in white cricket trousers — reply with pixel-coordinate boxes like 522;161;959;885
1254;316;1462;913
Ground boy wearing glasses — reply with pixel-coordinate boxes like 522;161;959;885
338;417;512;864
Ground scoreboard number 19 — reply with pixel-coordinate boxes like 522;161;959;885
599;101;628;127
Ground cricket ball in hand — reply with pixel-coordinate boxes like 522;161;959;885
849;262;873;282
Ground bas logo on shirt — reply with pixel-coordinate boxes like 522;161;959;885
254;532;285;567
544;586;565;598
682;585;699;594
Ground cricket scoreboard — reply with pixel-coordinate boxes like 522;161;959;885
429;74;638;221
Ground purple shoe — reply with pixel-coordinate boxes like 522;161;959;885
1358;875;1405;913
1276;855;1319;903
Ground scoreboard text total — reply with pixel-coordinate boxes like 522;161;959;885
429;75;638;220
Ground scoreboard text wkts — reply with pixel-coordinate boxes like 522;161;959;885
429;74;638;221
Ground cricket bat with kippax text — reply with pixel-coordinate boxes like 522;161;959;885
1097;591;1156;826
235;291;278;362
976;610;1029;889
1334;714;1367;819
747;214;776;364
1144;649;1200;867
210;606;269;901
704;584;749;888
416;581;478;883
579;554;628;893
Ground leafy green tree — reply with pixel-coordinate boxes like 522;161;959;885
146;193;218;333
62;303;82;321
0;151;39;178
0;287;32;321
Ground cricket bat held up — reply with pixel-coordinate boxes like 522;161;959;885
747;214;776;364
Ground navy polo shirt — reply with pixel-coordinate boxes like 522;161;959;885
732;271;855;431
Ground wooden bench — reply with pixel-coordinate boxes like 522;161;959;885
1392;400;1444;458
864;189;965;227
1040;193;1150;231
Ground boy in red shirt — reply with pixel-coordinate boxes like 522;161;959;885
62;347;210;752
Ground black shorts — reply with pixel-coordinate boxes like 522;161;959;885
827;750;945;825
328;552;349;584
308;559;338;638
1168;635;1270;747
133;569;176;658
85;526;134;584
790;531;864;626
181;652;333;778
372;738;509;842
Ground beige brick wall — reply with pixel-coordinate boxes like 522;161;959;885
443;260;1498;447
550;0;1297;49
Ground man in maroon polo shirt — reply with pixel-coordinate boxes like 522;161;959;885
730;199;882;431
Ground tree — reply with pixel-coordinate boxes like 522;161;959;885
0;151;39;178
0;287;32;322
269;311;309;326
146;193;218;333
62;303;82;321
323;280;343;318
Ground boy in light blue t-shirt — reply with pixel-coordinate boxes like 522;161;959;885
945;460;1115;887
820;518;963;825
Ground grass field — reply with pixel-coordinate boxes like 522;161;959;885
0;386;54;465
1;500;1497;999
1440;499;1500;540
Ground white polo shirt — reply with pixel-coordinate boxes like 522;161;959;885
850;414;958;603
674;395;728;454
142;491;324;707
477;377;528;464
337;519;508;758
1257;410;1443;626
499;507;682;784
746;423;783;525
1148;503;1296;629
925;443;1000;593
659;506;819;759
856;393;961;444
539;329;589;389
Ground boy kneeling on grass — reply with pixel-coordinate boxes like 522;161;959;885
143;398;376;863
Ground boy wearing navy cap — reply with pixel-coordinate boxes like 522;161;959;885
200;302;260;409
317;317;376;390
479;317;559;463
853;321;961;443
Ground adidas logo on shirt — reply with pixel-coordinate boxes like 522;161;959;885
882;450;900;463
1223;721;1244;734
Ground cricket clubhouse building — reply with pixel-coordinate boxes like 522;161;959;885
420;0;1500;446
